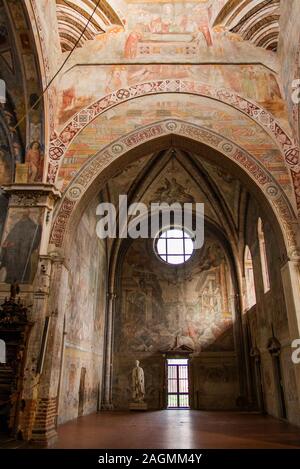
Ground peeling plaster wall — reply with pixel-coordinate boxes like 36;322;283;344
58;198;107;424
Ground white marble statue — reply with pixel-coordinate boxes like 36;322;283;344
132;360;145;402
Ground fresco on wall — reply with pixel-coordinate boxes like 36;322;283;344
58;93;292;200
115;233;234;354
278;0;300;143
64;198;106;348
0;208;42;283
0;120;13;242
57;64;285;128
59;197;107;423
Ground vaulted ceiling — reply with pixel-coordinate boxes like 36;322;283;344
214;0;280;52
56;0;123;52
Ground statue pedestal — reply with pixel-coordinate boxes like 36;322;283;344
129;402;148;411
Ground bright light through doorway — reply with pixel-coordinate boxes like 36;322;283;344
167;358;189;408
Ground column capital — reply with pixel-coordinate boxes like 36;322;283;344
2;183;61;210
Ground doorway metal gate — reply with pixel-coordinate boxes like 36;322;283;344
167;359;189;408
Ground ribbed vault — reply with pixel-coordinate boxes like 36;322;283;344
214;0;280;51
56;0;123;52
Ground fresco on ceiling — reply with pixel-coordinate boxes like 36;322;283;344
57;64;285;128
124;0;215;58
67;0;277;68
115;233;234;354
0;207;42;283
143;158;219;222
107;153;153;207
57;94;292;200
107;156;220;227
201;160;241;228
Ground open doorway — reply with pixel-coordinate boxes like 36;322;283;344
167;359;189;409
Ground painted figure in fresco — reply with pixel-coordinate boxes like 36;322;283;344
192;1;213;47
62;87;75;111
1;110;22;163
132;360;145;403
124;30;142;59
25;141;44;182
0;209;42;283
105;66;127;93
153;177;194;204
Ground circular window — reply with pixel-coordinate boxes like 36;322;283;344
155;228;194;265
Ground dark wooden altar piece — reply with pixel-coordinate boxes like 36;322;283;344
0;297;33;437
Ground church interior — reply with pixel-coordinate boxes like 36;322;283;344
1;0;300;450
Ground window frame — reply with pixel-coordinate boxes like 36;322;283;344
258;218;270;293
154;227;194;265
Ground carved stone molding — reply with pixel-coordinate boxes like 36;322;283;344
48;79;299;188
2;184;61;210
49;120;298;257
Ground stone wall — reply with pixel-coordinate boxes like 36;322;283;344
244;197;300;425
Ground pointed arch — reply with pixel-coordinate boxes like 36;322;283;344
47;80;299;193
49;120;298;262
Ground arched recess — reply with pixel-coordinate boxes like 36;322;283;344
48;121;298;410
40;119;300;434
49;120;298;261
110;217;244;410
47;80;300;199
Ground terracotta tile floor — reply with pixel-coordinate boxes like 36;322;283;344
53;410;300;449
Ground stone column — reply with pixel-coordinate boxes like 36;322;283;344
230;291;250;407
0;184;62;445
30;254;65;446
101;292;116;410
